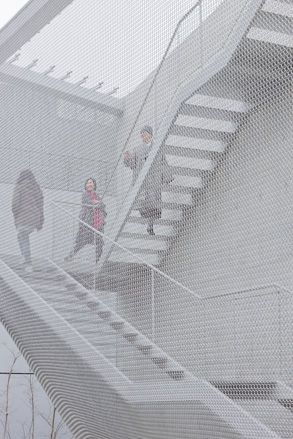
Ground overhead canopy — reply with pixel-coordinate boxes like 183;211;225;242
3;0;225;98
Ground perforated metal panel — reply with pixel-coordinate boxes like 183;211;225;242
1;0;293;438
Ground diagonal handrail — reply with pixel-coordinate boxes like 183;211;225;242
101;0;202;199
51;200;202;299
53;201;292;304
204;283;292;301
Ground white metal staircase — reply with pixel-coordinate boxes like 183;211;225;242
1;0;293;438
100;0;293;267
1;254;291;439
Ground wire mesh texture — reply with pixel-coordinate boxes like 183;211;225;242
1;0;293;438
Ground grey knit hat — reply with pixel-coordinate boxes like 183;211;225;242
141;125;153;136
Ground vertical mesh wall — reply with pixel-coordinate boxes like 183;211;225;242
1;0;293;438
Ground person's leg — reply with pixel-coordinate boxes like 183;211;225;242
65;228;87;261
147;218;155;235
17;226;32;265
94;234;104;263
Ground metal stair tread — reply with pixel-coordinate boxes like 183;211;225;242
120;232;172;241
127;216;179;226
166;154;214;171
262;0;293;18
186;93;251;113
247;26;293;47
112;246;161;256
166;134;227;153
175;114;238;133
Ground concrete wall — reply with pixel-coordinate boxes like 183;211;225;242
0;81;120;194
148;88;293;380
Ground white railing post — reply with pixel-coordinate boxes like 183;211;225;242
199;0;203;67
94;226;97;293
151;269;155;341
51;202;56;261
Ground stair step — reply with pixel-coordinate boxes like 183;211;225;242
175;114;237;133
123;222;174;236
166;154;214;171
112;246;161;256
118;237;168;252
262;0;293;19
170;175;203;189
166;370;185;380
97;310;112;320
166;134;226;153
120;232;171;241
212;381;277;400
73;289;88;300
64;282;79;291
108;252;159;266
164;144;214;160
186;93;251;113
28;285;69;295
151;356;168;369
247;26;293;48
162;184;194;194
41;295;78;305
128;217;178;226
87;300;100;311
123;332;138;343
136;344;153;355
21;272;66;283
170;166;205;177
161;202;191;210
110;321;124;331
51;305;89;315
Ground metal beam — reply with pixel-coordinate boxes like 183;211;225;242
0;63;124;115
0;0;74;64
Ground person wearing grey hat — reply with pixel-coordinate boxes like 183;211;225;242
140;125;153;136
124;126;173;235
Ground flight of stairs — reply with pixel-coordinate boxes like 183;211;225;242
2;255;293;438
107;0;293;267
0;254;187;383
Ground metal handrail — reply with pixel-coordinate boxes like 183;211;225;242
53;200;291;304
203;283;291;301
53;200;105;208
53;199;292;304
101;0;202;198
51;200;202;299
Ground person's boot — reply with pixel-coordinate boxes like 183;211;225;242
147;224;155;236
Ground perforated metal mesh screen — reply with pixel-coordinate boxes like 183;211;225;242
1;0;293;438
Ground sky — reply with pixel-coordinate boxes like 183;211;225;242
0;1;29;30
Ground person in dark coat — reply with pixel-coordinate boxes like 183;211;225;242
65;178;106;263
124;125;173;235
12;170;44;272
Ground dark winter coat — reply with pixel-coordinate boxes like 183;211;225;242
12;173;44;229
124;141;173;219
79;191;106;231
